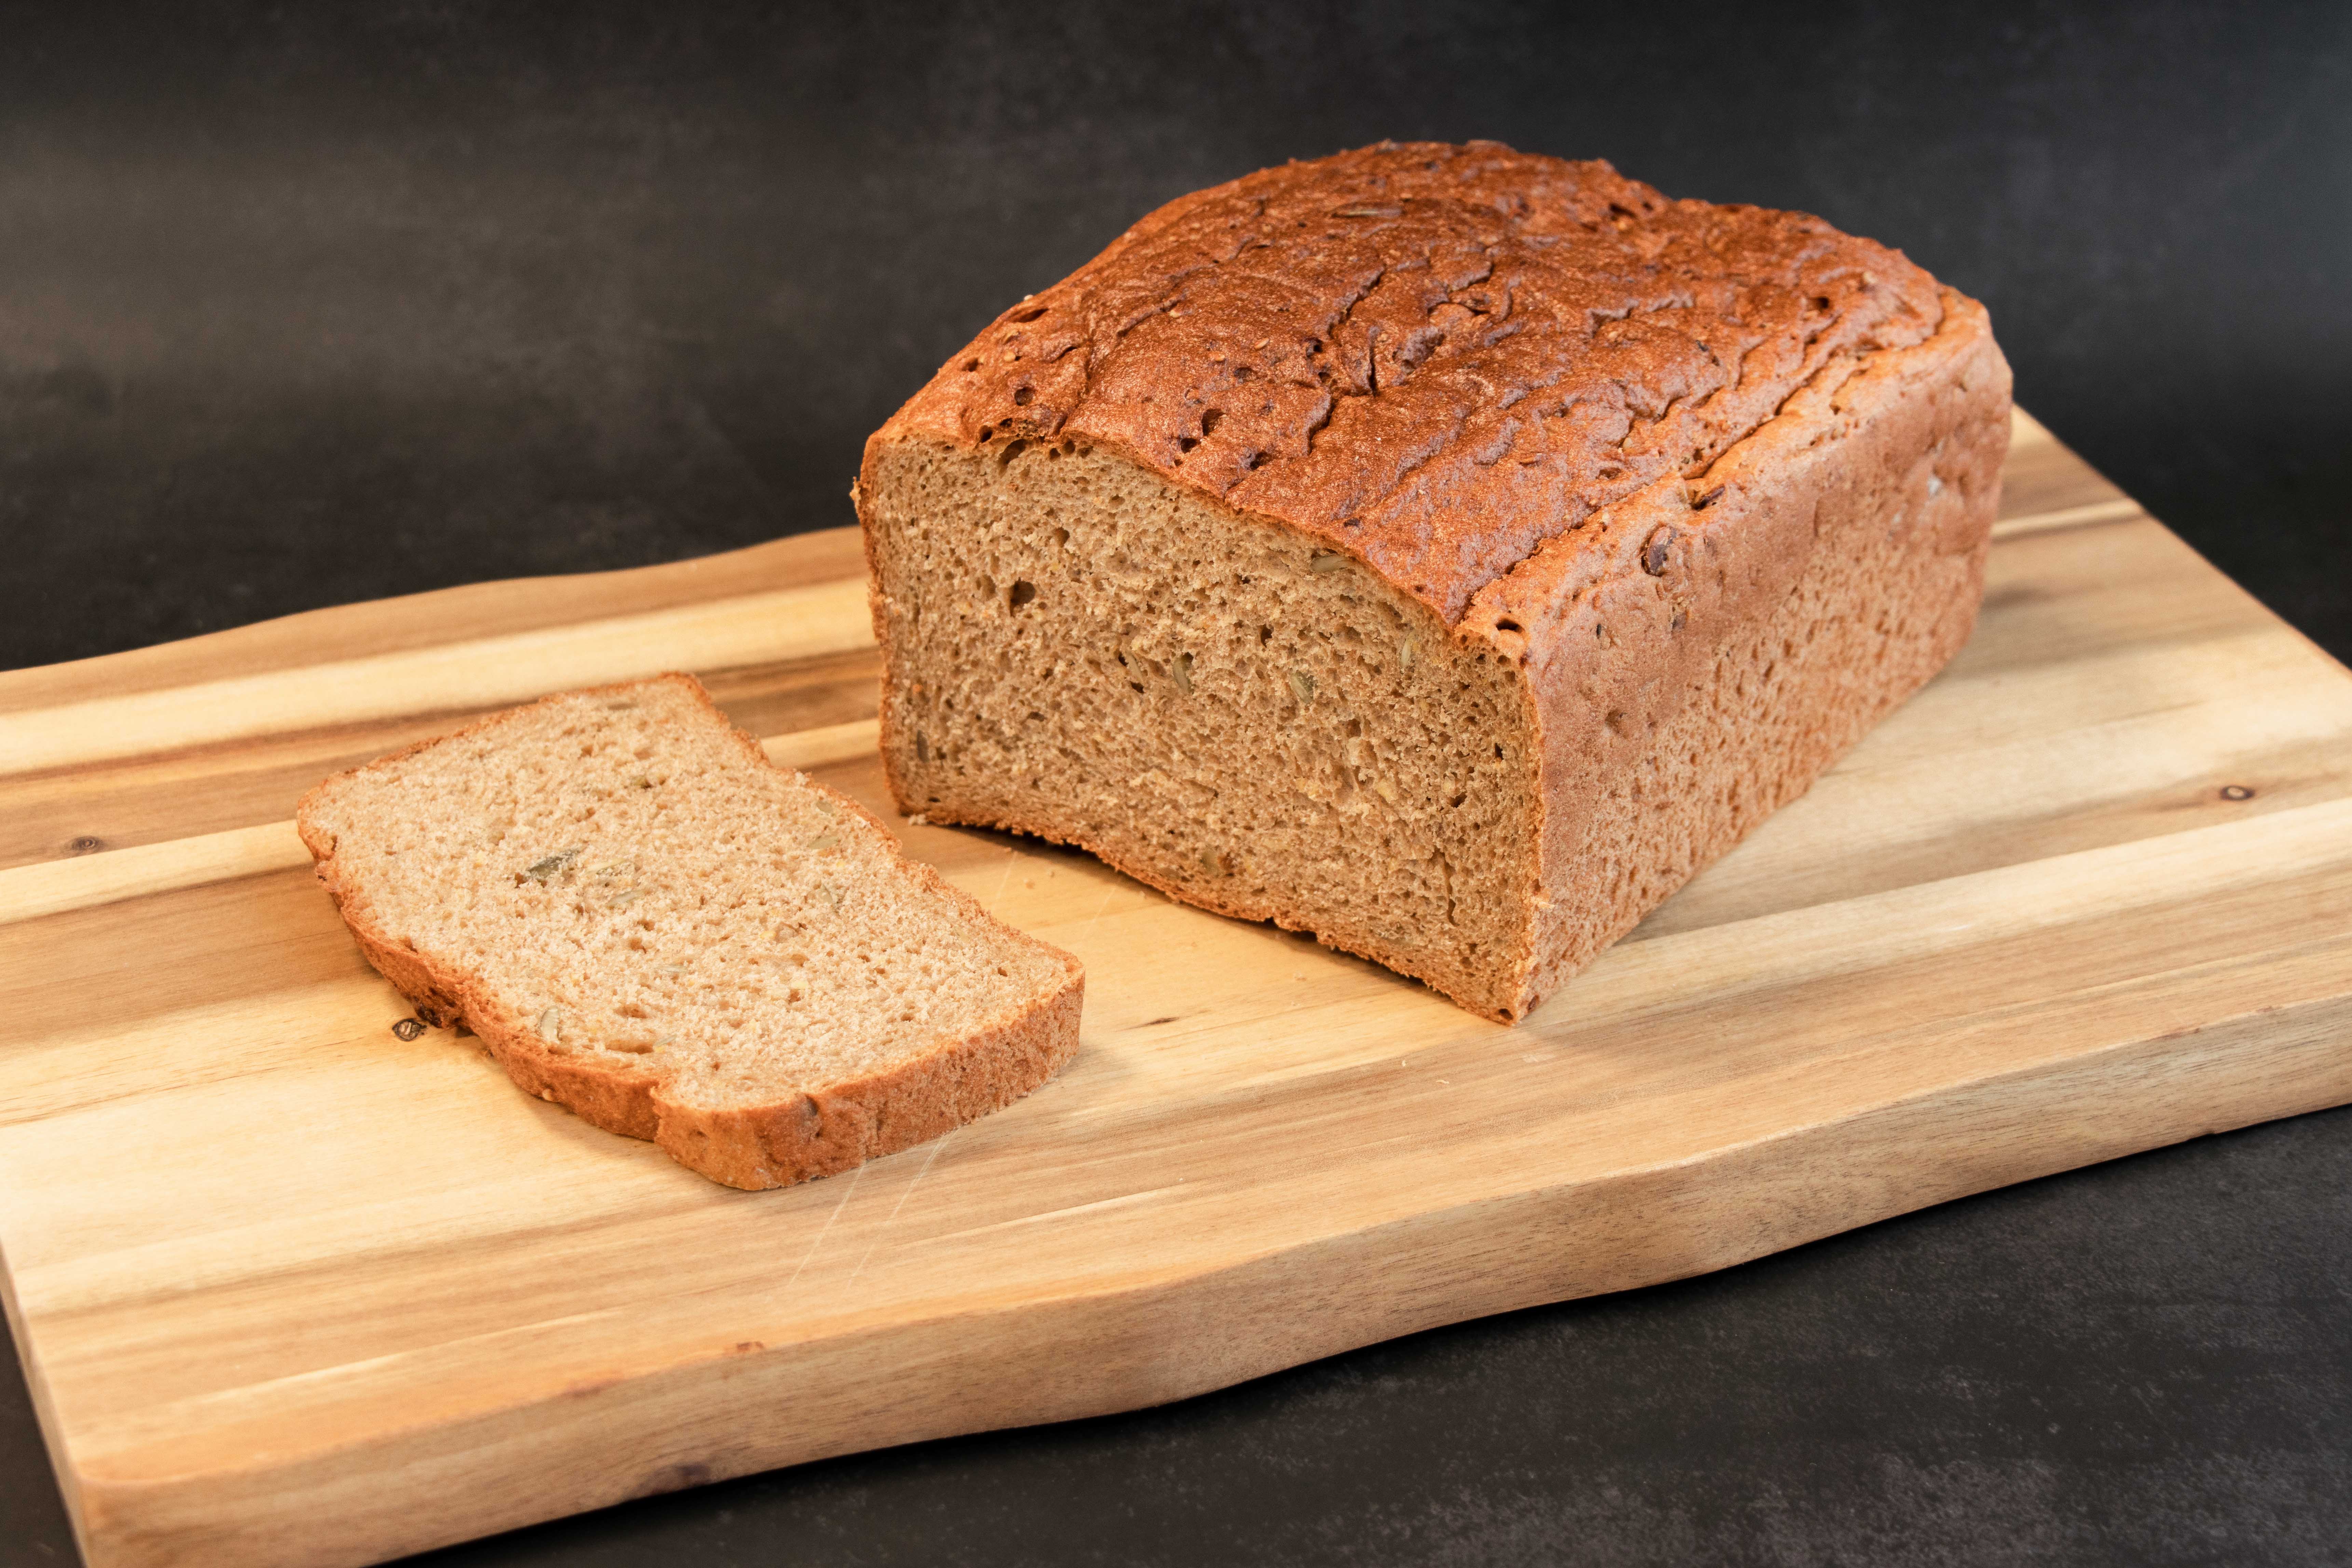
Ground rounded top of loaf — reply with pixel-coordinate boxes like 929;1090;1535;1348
872;139;1951;624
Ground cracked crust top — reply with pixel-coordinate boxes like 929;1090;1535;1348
873;139;1947;625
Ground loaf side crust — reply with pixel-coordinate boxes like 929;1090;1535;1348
1475;292;2012;1013
296;674;1085;1190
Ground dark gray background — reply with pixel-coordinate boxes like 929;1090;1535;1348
4;2;2348;1563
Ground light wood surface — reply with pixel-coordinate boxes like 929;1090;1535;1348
4;412;2351;1568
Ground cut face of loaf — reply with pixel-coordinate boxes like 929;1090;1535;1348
866;438;1537;1011
295;675;1082;1189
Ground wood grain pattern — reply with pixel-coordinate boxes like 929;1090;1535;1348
5;412;2351;1568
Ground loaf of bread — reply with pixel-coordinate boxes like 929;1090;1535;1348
857;140;2010;1022
296;675;1083;1188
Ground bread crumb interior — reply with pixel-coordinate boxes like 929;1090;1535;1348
305;680;1067;1110
867;436;1539;1005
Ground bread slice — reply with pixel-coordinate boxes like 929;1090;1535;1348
857;140;2009;1022
295;674;1083;1190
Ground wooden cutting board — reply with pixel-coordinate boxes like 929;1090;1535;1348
5;412;2351;1568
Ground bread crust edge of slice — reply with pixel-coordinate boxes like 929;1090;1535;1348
295;672;1086;1192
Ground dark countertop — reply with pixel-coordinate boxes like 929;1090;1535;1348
4;5;2348;1564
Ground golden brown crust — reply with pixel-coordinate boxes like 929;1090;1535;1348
867;139;1946;626
1489;292;2011;1016
296;673;1085;1190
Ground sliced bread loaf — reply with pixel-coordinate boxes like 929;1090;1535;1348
295;673;1083;1190
858;140;2008;1021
